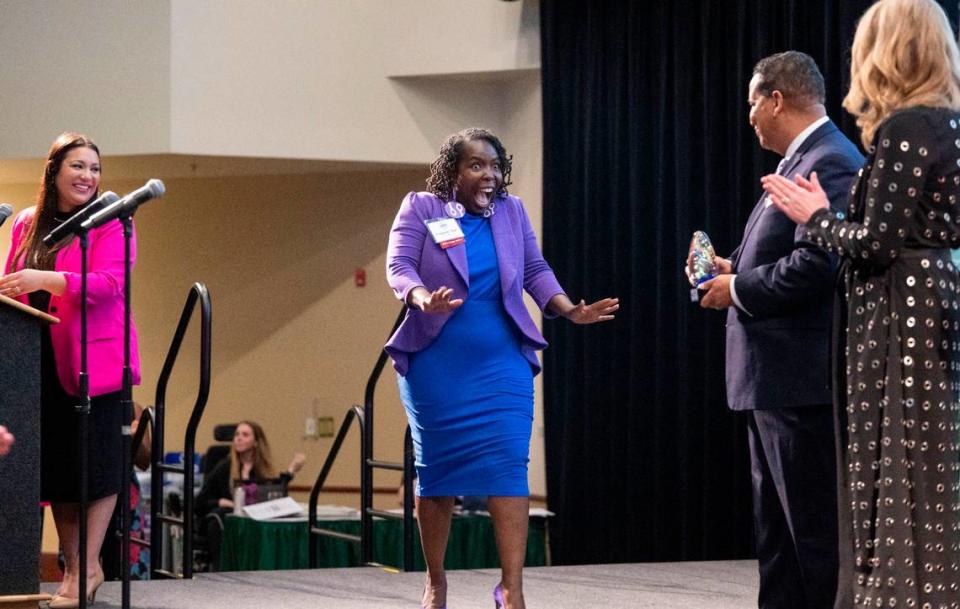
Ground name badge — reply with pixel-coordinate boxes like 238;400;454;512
425;217;465;249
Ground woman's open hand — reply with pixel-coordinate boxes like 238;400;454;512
761;171;829;225
288;452;306;476
410;286;464;314
565;297;619;324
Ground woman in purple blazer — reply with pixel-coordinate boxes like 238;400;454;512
386;127;617;609
1;133;140;608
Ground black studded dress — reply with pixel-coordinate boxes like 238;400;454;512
804;106;960;609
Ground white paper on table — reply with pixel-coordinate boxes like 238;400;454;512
243;497;304;521
313;504;361;520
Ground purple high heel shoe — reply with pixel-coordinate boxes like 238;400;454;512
493;584;504;609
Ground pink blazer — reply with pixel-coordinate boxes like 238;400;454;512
4;207;141;397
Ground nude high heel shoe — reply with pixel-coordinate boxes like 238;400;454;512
47;594;78;609
86;569;104;603
48;570;104;608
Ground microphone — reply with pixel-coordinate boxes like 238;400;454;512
41;192;119;246
0;204;13;228
81;179;165;232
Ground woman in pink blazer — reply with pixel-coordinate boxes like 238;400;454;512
0;133;140;608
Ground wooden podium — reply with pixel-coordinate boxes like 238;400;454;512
0;294;58;608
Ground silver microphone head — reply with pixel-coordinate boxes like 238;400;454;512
0;203;13;228
147;179;166;198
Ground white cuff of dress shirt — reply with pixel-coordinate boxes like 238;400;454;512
728;275;753;317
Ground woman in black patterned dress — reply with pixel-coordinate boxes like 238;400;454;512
761;1;960;608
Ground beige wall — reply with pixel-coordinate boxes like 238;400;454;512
0;0;171;157
167;0;539;161
0;1;548;516
0;0;538;163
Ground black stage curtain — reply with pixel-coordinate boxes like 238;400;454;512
539;1;882;565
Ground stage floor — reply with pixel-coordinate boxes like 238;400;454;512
42;560;758;609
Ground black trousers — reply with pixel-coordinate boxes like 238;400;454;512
747;405;838;609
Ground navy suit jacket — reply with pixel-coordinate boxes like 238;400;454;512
726;120;863;411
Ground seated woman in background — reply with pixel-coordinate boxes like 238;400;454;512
196;420;306;514
194;420;305;570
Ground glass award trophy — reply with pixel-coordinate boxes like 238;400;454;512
687;230;719;301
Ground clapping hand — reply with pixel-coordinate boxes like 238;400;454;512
761;171;829;224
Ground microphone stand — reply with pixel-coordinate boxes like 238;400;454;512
77;229;90;609
119;212;135;609
77;215;135;609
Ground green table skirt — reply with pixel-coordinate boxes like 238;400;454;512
220;515;548;571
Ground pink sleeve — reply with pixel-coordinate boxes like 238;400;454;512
61;219;135;306
4;210;30;274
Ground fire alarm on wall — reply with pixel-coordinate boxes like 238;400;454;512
355;268;366;287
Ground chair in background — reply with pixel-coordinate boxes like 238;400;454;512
201;424;237;477
193;423;236;572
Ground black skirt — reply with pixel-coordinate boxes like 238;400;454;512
32;291;122;503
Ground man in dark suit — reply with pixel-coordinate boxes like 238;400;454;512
696;51;863;609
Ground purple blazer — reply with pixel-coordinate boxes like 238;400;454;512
385;191;565;376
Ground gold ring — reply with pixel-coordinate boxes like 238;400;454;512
783;196;791;204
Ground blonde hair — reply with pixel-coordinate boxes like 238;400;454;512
229;420;277;482
843;0;960;148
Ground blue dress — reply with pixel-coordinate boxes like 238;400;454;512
398;212;534;497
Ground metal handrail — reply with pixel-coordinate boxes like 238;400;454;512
308;406;365;562
108;407;154;562
130;407;153;462
308;306;415;570
149;282;212;579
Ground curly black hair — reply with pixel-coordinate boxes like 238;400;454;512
426;127;513;200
